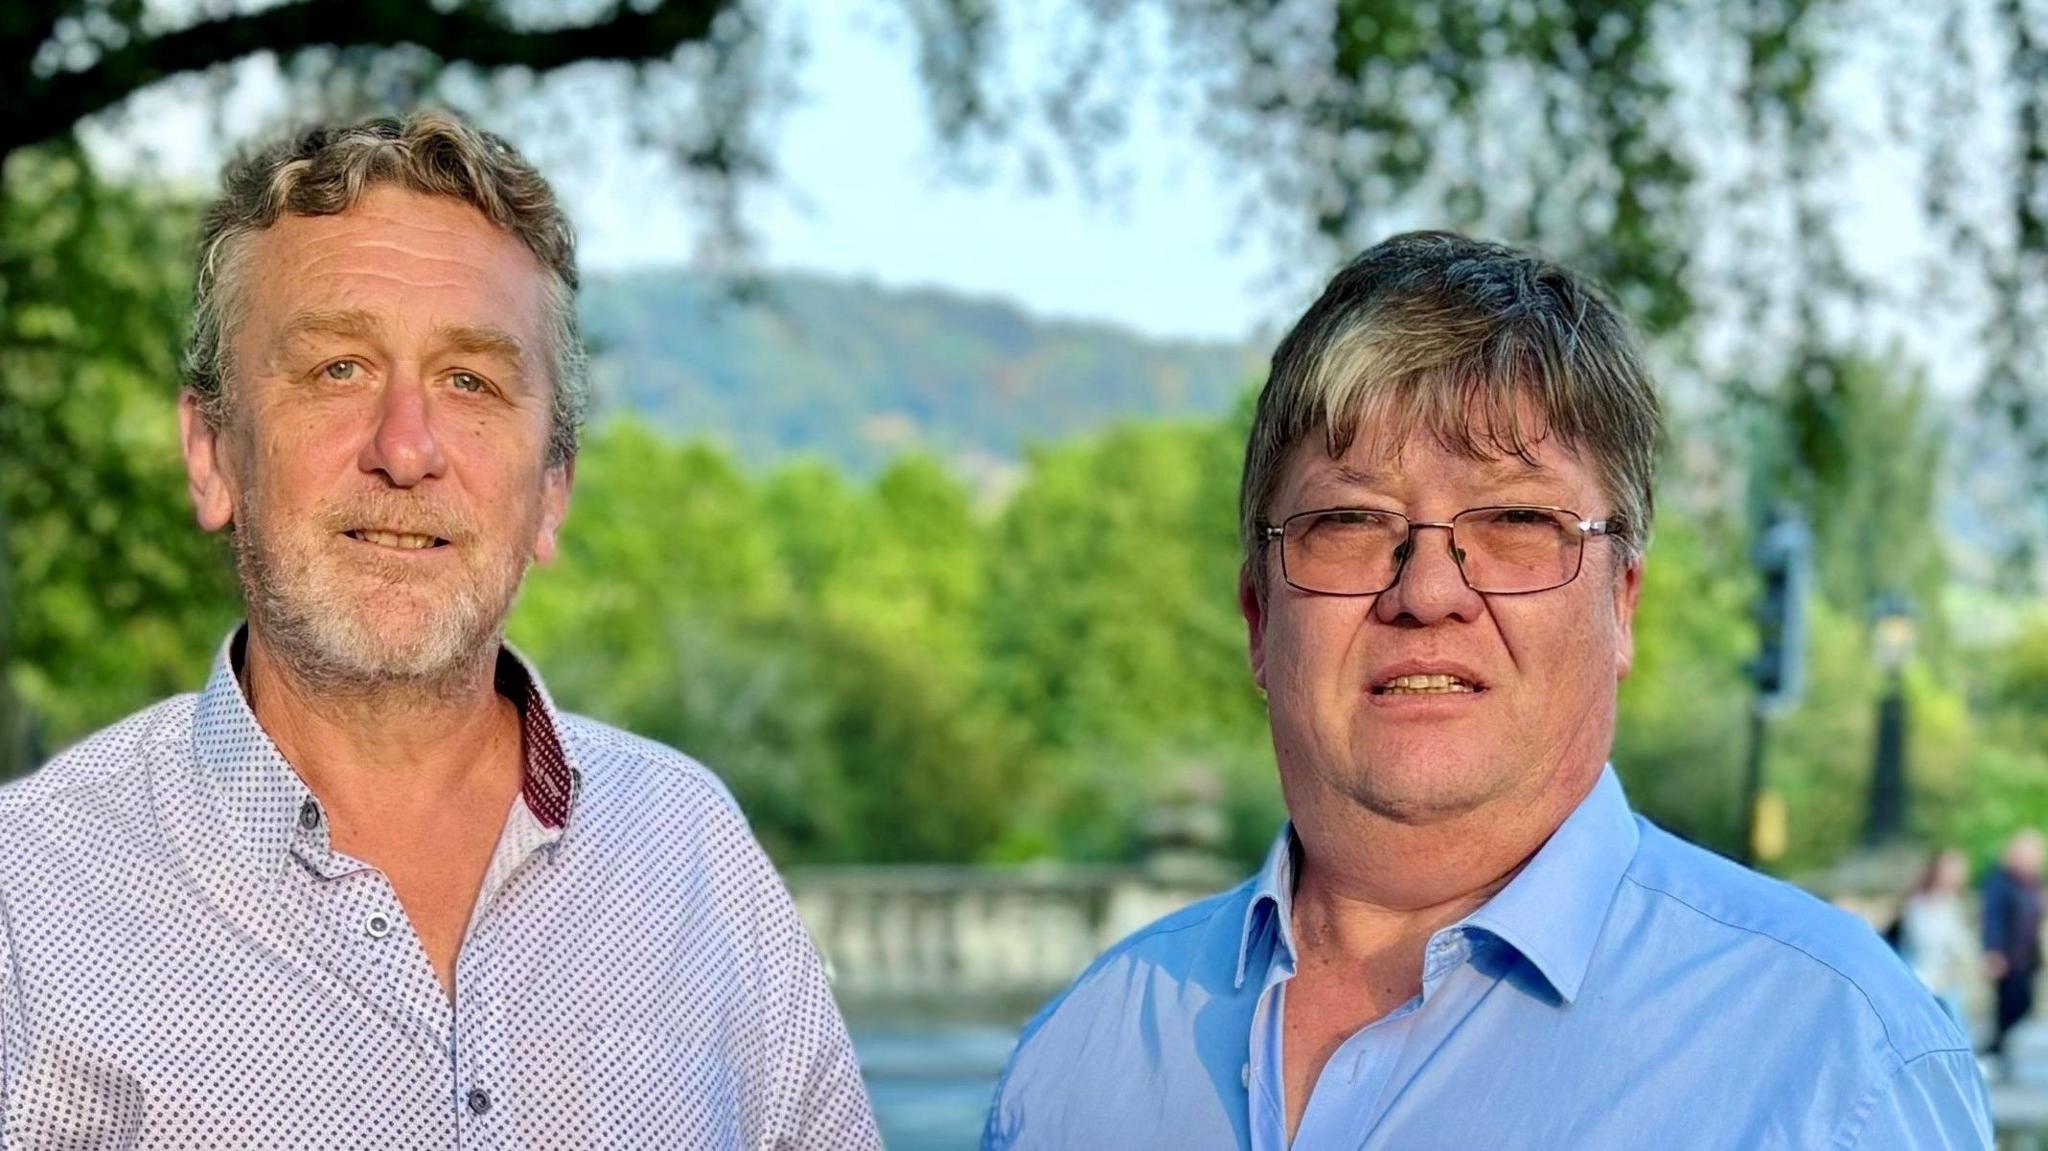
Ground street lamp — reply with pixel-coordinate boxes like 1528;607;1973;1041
1864;592;1917;845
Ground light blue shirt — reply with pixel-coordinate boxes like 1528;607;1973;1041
984;768;1991;1149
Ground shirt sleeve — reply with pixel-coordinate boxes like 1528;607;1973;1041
740;833;880;1151
778;921;880;1151
1837;1049;1993;1151
0;887;18;1145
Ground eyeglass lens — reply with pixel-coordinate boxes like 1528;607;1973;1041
1280;507;1585;595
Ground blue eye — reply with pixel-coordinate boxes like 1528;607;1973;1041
322;360;358;382
451;372;485;393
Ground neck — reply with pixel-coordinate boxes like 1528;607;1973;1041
240;627;521;814
1285;761;1603;969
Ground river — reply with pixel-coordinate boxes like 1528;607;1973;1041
854;1023;1019;1150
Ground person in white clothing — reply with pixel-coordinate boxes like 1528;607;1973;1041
1901;847;1984;1029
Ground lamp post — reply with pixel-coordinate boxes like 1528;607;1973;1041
1864;592;1917;846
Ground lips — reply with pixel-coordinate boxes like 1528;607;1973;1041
1368;661;1489;696
343;529;450;551
1377;673;1477;695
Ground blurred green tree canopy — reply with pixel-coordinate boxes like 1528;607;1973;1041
0;148;239;758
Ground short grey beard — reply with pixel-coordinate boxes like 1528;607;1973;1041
232;506;527;704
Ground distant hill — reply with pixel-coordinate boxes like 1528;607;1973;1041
579;269;1263;479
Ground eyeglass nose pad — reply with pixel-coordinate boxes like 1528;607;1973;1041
1389;527;1468;593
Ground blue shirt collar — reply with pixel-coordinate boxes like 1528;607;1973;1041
1462;766;1640;1003
1236;827;1301;989
1233;765;1641;1004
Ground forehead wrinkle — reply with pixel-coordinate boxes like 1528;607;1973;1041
295;250;501;289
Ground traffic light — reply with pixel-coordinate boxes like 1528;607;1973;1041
1752;512;1810;714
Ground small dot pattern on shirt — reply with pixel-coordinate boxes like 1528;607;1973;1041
0;627;881;1149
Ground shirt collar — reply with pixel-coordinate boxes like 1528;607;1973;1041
1231;765;1641;1003
1235;824;1301;989
1458;765;1640;1004
191;626;585;877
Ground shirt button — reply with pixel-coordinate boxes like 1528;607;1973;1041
1240;1063;1250;1090
466;1087;492;1116
364;913;392;940
298;799;320;830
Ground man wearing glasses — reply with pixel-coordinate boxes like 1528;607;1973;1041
982;233;1991;1148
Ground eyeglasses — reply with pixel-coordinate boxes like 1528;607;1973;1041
1259;505;1626;596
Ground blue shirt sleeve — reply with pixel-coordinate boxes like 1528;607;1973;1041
1836;1049;1992;1150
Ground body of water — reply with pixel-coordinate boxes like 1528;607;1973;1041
854;1023;1018;1151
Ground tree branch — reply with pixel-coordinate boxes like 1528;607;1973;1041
1;0;733;159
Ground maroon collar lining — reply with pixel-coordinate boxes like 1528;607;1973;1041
495;652;574;830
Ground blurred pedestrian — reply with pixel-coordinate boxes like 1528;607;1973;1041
1983;829;2046;1062
1900;847;1980;1027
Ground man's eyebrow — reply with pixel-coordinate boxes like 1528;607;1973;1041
274;308;381;346
434;325;530;364
272;312;529;367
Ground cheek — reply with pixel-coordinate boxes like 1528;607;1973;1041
1265;598;1369;700
1509;597;1618;687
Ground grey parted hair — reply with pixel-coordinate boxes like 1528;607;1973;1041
1241;231;1662;595
184;110;588;466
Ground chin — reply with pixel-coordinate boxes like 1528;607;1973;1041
1333;752;1511;825
274;589;504;687
313;622;474;681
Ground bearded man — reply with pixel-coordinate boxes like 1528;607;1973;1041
0;113;878;1149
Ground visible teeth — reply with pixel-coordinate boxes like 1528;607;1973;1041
1380;674;1476;695
354;530;437;550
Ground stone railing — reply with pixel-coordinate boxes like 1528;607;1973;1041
787;862;1234;1017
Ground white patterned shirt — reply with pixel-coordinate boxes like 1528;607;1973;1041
0;629;880;1149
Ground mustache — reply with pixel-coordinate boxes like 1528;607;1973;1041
320;495;481;544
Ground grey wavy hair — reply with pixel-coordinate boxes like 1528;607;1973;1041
1241;231;1663;597
184;110;587;466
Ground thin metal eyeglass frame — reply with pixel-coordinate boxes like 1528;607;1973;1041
1258;504;1626;597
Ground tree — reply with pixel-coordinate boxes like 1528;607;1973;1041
0;148;240;762
9;0;2046;789
1;3;741;162
16;0;2040;417
977;416;1280;860
920;1;2048;542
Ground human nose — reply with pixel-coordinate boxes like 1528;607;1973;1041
357;370;447;487
1372;523;1484;625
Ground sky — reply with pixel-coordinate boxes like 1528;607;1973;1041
77;2;1989;389
85;1;1293;345
576;5;1293;343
